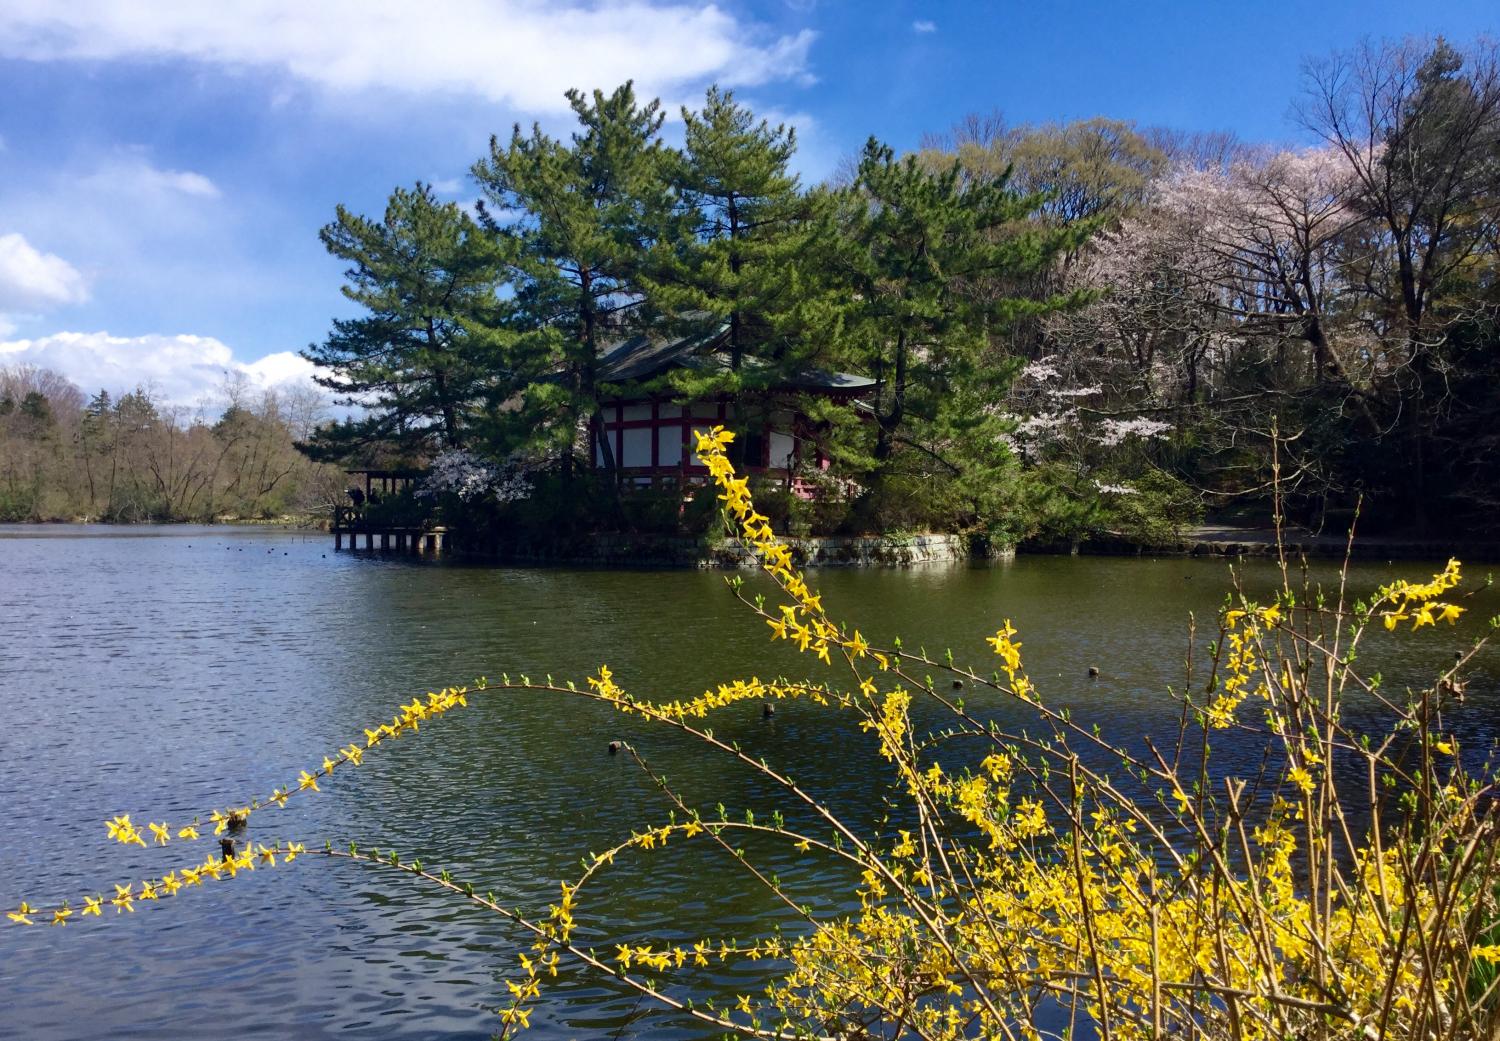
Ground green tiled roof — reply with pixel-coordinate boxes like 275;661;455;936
596;322;875;392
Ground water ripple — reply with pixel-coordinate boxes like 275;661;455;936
1;532;1494;1038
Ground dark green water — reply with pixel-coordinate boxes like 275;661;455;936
1;525;1495;1039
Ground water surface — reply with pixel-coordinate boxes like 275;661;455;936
1;525;1495;1039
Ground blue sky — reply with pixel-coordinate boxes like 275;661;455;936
0;0;1493;409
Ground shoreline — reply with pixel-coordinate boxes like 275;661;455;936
6;520;1495;564
1073;526;1500;563
438;526;1499;568
0;515;325;530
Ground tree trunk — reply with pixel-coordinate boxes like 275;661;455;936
874;329;908;461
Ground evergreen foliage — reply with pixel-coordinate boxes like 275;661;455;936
641;88;851;468
649;89;838;377
471;83;678;474
288;37;1500;544
831;139;1090;530
300;183;509;463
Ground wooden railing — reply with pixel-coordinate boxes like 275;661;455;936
331;505;445;553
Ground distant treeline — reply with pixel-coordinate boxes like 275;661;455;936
0;366;341;523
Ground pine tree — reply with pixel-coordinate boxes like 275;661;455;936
839;139;1086;517
650;88;805;366
642;87;852;468
472;83;678;475
299;183;508;463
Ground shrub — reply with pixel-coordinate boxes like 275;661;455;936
678;483;726;537
1097;467;1202;545
617;488;682;534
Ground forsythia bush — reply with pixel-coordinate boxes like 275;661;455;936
11;427;1499;1041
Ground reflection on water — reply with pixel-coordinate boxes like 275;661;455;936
1;527;1494;1039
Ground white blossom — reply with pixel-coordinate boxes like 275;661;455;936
1097;417;1172;446
1019;360;1060;383
420;449;531;503
1048;385;1103;399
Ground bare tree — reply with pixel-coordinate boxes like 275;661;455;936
1298;36;1500;525
1299;36;1500;348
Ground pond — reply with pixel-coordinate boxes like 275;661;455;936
1;525;1495;1039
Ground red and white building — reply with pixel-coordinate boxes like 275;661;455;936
589;325;874;492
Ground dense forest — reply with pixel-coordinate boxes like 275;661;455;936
0;366;339;522
8;35;1497;541
979;35;1500;539
300;34;1500;544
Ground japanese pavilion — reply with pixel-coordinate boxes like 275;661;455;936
590;324;874;492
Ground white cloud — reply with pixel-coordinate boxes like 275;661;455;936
0;154;224;298
0;151;239;343
0;1;816;112
752;106;817;135
735;106;835;181
0;331;318;406
912;20;937;33
242;350;318;389
138;166;219;199
76;153;220;201
0;233;89;312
